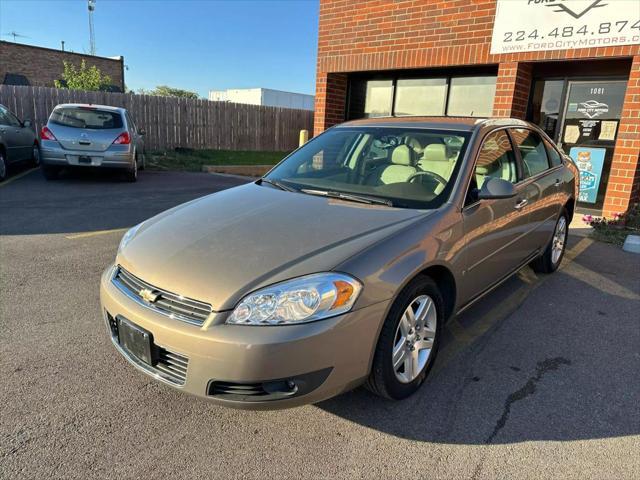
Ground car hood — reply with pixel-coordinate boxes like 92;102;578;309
117;183;430;311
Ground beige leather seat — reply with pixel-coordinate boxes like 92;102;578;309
476;153;516;188
417;144;452;193
367;145;417;185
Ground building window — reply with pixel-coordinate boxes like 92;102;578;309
364;80;393;117
529;79;564;140
446;76;497;117
394;78;447;116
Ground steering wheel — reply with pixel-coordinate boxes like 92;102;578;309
408;171;448;188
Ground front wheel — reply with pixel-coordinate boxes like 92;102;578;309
365;276;443;400
531;210;568;274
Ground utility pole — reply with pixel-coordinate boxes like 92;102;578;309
88;0;96;55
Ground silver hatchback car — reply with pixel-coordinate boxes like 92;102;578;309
40;104;145;182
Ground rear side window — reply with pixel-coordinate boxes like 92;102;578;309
49;107;123;129
543;138;563;167
510;129;550;178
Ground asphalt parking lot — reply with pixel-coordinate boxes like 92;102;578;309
1;167;639;479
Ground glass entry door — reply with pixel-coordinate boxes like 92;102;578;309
560;80;627;211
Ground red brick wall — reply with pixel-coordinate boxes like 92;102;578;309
0;41;125;91
315;0;640;215
603;55;640;216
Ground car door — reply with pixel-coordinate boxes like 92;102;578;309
0;107;23;162
509;128;565;253
460;129;533;303
1;107;32;161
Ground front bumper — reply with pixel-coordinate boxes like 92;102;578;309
41;140;134;168
99;266;389;409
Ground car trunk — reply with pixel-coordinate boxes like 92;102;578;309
47;124;121;152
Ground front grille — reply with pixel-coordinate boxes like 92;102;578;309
105;311;189;386
112;266;212;326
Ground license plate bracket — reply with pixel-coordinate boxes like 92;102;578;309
117;316;154;365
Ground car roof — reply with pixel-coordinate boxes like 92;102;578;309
53;103;126;113
335;116;532;132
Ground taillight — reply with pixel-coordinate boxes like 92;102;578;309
112;132;131;145
40;126;57;141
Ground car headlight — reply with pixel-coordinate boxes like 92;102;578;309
227;273;362;326
118;223;143;252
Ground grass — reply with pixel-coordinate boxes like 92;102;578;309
147;149;291;172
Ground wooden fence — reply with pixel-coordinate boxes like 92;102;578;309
0;85;314;152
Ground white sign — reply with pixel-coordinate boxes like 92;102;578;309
491;0;640;54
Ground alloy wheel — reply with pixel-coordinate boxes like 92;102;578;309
392;295;437;383
551;216;567;265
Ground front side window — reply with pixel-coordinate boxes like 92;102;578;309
1;107;21;127
510;129;550;178
49;107;124;130
0;107;10;126
265;127;471;209
467;130;518;205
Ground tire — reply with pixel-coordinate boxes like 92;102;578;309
124;159;138;182
0;150;7;181
31;144;41;167
365;275;444;400
41;164;60;180
531;209;568;274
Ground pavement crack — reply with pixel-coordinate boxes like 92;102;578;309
485;356;571;444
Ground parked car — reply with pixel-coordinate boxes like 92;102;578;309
100;117;578;409
39;104;145;182
0;104;39;181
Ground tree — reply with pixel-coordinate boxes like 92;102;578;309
54;60;112;91
143;85;199;99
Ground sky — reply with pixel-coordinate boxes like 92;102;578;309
0;0;319;97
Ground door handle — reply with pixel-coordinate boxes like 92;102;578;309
554;179;562;187
514;199;528;210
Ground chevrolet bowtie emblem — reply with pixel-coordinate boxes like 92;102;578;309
139;288;160;303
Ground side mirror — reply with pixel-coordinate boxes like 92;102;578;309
138;128;146;136
23;119;32;128
477;177;517;200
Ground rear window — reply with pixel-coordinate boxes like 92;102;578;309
49;107;123;129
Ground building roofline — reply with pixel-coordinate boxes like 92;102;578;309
0;40;123;63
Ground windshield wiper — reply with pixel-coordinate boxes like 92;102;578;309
300;188;393;207
258;178;296;192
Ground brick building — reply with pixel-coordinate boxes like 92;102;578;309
314;0;640;216
0;41;125;92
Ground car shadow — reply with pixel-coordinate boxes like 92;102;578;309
316;239;640;445
0;167;248;236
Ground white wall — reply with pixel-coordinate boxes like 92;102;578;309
208;88;314;110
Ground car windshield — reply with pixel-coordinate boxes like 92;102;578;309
265;127;471;209
49;107;123;130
